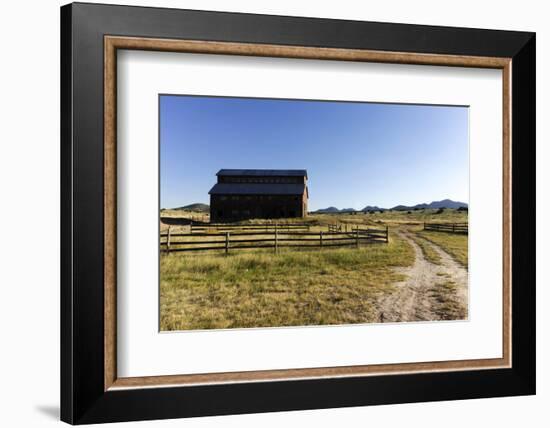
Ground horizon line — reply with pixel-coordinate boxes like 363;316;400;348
161;198;469;211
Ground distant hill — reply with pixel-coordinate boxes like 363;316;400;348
391;205;411;211
314;199;467;213
362;205;386;212
172;203;210;212
315;206;380;213
391;199;468;211
314;206;340;213
425;199;468;209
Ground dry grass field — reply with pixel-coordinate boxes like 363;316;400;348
408;233;443;265
355;208;468;225
160;208;467;231
159;209;468;330
416;229;468;268
160;235;414;330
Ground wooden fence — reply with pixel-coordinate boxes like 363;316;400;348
161;225;389;253
328;223;342;233
424;222;468;234
328;223;364;233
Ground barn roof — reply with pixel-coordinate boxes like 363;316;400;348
209;183;306;196
216;169;307;178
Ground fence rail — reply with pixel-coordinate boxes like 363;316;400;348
424;222;468;234
161;224;389;253
328;223;342;233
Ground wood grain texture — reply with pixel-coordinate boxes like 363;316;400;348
502;62;512;367
110;357;508;389
106;36;510;68
104;35;512;390
104;37;117;391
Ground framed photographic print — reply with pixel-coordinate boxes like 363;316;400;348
60;2;536;424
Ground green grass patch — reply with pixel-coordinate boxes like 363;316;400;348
409;233;442;265
418;230;468;268
160;235;415;331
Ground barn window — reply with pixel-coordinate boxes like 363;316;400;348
220;196;227;201
232;210;239;216
232;196;239;200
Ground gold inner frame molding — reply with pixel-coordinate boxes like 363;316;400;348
104;35;512;391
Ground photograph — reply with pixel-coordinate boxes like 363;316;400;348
159;95;469;331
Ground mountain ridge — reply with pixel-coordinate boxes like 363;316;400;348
171;203;210;212
169;199;467;214
314;199;467;213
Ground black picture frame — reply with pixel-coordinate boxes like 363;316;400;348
61;2;535;424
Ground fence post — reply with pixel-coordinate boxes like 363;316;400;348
225;232;230;254
386;225;389;243
452;223;456;233
356;227;359;248
167;226;172;253
275;222;278;254
320;231;323;248
190;222;193;234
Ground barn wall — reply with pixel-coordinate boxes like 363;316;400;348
210;194;305;222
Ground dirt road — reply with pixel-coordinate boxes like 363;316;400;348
376;231;468;323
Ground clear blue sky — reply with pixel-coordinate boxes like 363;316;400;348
160;95;468;211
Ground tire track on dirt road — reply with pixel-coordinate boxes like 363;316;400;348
376;230;468;323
